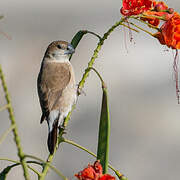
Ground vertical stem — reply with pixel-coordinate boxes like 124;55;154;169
78;17;126;90
0;65;30;180
38;154;54;180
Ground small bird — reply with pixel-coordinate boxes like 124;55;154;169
37;41;77;154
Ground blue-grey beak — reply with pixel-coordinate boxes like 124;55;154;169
65;44;75;55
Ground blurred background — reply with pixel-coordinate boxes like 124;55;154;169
0;0;180;179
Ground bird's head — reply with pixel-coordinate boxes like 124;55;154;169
44;41;75;62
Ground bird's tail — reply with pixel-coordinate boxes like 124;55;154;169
47;117;59;154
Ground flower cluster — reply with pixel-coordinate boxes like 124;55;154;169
154;12;180;49
142;1;174;26
75;161;116;180
120;0;180;49
120;0;153;16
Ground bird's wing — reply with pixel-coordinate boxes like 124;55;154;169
37;62;71;123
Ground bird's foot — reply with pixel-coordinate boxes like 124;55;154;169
58;125;67;135
77;86;86;96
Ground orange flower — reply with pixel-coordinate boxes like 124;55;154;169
141;1;174;26
120;0;153;16
75;161;115;180
153;1;168;11
154;12;180;49
141;11;160;26
99;174;116;180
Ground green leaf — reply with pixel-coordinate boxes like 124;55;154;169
70;30;87;50
70;30;101;61
97;85;110;174
70;30;87;61
0;164;18;180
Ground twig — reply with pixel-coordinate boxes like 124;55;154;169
24;154;67;180
38;153;55;180
130;16;159;30
129;22;154;36
63;139;126;180
0;65;30;180
121;23;139;33
78;17;126;90
0;158;42;177
0;124;15;145
0;103;10;111
86;30;102;40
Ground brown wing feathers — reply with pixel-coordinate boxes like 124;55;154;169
38;62;71;123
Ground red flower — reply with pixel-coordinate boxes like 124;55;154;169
153;1;168;11
154;12;180;49
99;174;116;180
140;1;174;26
141;11;160;26
75;161;115;180
120;0;153;16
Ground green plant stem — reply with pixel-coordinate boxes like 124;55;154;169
78;17;126;91
39;153;55;180
0;158;43;167
0;103;10;111
121;23;139;33
64;138;97;158
130;17;159;30
129;22;154;36
0;124;15;145
24;154;67;180
87;67;104;86
86;30;102;40
140;14;166;21
0;158;42;177
27;165;41;177
62;105;76;128
0;65;30;180
0;158;19;164
63;139;126;179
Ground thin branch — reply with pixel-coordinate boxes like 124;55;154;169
140;14;166;21
64;139;97;158
27;165;41;177
0;65;30;180
0;158;19;164
0;158;42;177
78;17;126;91
129;22;154;36
86;67;108;89
24;154;68;180
0;124;15;145
86;30;102;40
121;23;139;33
63;139;126;180
87;67;104;85
130;16;159;31
0;103;10;111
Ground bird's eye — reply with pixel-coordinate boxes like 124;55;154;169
57;44;61;49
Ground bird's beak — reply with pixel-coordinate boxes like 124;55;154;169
65;44;75;55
